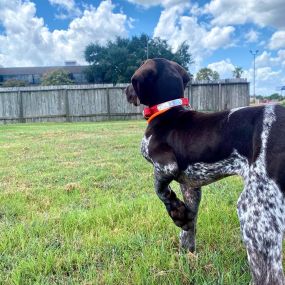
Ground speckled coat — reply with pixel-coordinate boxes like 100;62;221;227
126;58;285;285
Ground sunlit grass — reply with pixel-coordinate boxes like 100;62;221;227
0;121;251;284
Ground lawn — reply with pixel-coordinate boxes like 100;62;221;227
0;121;251;284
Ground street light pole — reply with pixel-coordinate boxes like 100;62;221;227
250;50;259;104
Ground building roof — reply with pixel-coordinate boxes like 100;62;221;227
0;65;88;76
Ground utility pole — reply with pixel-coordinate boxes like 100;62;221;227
250;50;259;104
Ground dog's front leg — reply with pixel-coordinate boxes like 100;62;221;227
179;185;201;252
154;170;196;231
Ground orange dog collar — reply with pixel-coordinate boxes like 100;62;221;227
143;98;190;123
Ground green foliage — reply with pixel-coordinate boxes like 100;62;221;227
212;70;220;80
0;121;251;284
84;34;194;84
268;93;283;101
196;67;220;81
232;66;244;79
255;95;264;100
2;79;28;87
41;69;74;86
256;93;284;101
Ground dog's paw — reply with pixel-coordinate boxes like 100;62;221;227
166;201;194;230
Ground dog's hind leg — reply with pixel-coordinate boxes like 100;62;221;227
179;185;201;252
237;184;285;285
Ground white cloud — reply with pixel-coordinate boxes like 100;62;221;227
190;2;204;16
201;26;235;50
244;65;284;95
268;30;285;50
245;29;259;43
153;4;235;71
256;50;285;68
255;51;272;67
49;0;76;10
277;50;285;59
204;0;285;29
48;0;81;19
277;50;285;67
126;0;189;8
207;59;235;78
206;55;285;95
255;51;282;68
256;67;282;81
0;0;129;67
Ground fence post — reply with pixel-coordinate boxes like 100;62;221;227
106;87;111;120
188;83;193;106
64;89;71;122
18;90;24;123
247;83;250;106
218;82;222;111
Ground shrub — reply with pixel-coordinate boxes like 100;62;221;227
41;69;74;86
2;79;28;87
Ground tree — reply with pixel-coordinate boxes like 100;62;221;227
196;68;220;81
84;34;194;84
268;93;282;101
212;70;220;80
232;66;244;79
2;79;28;87
256;95;264;100
41;69;74;86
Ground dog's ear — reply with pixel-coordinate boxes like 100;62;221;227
131;60;158;105
131;75;141;99
171;62;191;90
125;84;140;106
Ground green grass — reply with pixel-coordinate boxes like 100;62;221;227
0;121;251;284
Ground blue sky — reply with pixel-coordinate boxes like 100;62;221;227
0;0;285;95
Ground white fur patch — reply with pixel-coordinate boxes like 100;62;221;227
181;149;249;187
237;104;285;282
141;135;178;175
154;162;177;176
228;106;248;120
141;135;152;162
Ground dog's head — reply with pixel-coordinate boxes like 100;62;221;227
125;58;191;107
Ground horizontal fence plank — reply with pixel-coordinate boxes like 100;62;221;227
0;84;128;93
0;81;249;124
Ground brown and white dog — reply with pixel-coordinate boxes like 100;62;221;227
125;58;285;285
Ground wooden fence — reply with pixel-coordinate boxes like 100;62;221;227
0;80;249;124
